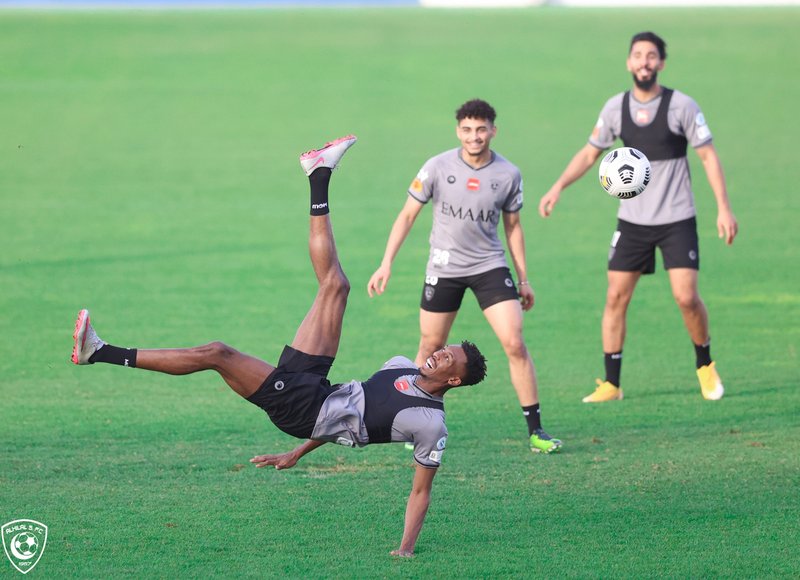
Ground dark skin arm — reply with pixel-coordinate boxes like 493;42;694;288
390;463;438;557
250;439;326;470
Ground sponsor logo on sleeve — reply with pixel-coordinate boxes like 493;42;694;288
428;450;443;463
436;436;447;450
410;169;429;194
335;437;354;447
697;125;711;141
695;113;706;126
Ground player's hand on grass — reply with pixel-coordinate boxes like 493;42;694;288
367;265;392;297
390;549;414;558
250;451;298;470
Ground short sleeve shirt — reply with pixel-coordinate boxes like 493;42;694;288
409;148;524;277
311;356;448;468
590;89;713;226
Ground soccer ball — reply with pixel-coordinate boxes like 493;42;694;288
13;533;38;557
598;147;651;199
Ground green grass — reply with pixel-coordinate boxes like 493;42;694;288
2;6;799;578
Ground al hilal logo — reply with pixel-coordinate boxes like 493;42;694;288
2;520;48;575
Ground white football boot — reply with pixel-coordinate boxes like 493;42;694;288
71;309;106;365
300;135;357;176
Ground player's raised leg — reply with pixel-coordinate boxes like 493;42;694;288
71;309;274;398
291;135;357;358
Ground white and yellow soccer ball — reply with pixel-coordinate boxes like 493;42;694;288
598;147;651;199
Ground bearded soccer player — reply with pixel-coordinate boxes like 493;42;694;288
71;135;487;557
368;99;562;453
539;31;738;402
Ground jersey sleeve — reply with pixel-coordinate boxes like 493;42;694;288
410;409;448;468
408;158;436;204
672;91;713;148
589;93;624;150
381;356;417;370
501;169;524;213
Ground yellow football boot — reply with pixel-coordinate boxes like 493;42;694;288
697;361;724;400
582;379;623;403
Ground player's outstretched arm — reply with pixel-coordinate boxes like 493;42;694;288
391;463;437;557
695;143;738;245
539;143;604;217
250;439;326;470
368;197;425;297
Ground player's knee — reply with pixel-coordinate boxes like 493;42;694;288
606;287;632;309
205;341;238;362
502;336;528;360
418;334;443;358
320;270;350;303
674;292;701;312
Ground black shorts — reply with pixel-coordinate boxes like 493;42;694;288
246;346;336;439
420;267;519;313
608;217;700;275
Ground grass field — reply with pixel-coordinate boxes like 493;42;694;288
2;6;799;578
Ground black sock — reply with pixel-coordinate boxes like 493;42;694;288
694;339;712;369
604;351;622;387
309;167;332;215
89;344;138;368
522;404;541;435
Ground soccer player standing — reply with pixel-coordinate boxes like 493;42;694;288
368;99;561;453
538;31;738;402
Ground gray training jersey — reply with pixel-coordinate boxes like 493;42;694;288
311;356;448;468
409;148;524;278
590;89;713;226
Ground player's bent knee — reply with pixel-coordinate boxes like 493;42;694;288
321;270;351;298
205;341;239;362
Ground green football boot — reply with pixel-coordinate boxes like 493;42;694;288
529;428;563;454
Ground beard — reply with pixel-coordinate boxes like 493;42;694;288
632;70;658;91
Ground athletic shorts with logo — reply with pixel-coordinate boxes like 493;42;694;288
246;345;336;439
420;266;519;312
608;217;700;274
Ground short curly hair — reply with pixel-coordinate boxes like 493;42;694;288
460;340;487;386
455;99;496;124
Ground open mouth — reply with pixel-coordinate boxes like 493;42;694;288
425;357;435;370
